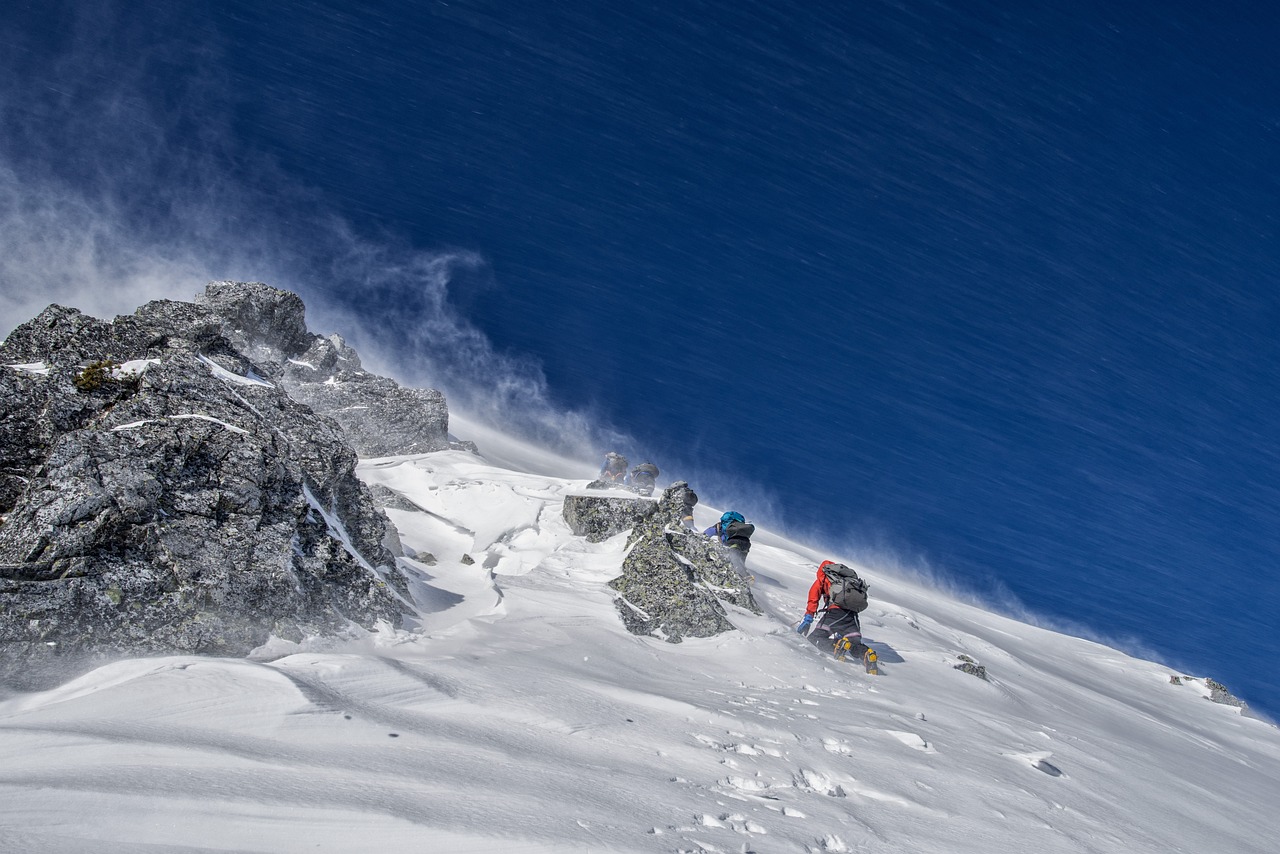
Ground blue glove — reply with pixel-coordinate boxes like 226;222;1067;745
796;614;813;633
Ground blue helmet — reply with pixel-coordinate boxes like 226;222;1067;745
721;510;745;526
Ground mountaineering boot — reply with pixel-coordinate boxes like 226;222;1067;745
863;647;879;675
833;635;854;662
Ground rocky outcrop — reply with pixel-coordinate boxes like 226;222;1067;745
608;482;759;642
196;282;452;457
0;293;420;687
1205;677;1249;711
562;493;657;543
279;338;451;457
3;282;455;459
954;654;988;681
195;281;314;366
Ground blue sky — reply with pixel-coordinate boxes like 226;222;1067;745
3;0;1278;714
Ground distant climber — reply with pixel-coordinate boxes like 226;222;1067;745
598;452;629;485
628;462;660;496
704;510;754;577
797;560;878;673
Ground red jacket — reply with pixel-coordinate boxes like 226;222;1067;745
806;560;839;616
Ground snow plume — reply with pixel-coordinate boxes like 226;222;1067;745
305;244;629;462
672;463;785;533
1;65;185;318
0;2;296;329
0;2;621;461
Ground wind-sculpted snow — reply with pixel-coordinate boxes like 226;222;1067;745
1;438;1276;853
0;289;1276;852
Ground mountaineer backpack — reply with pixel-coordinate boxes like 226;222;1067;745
822;562;869;613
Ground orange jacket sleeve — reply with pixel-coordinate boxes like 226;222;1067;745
806;563;832;616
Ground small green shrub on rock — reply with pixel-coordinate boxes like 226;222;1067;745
73;359;121;392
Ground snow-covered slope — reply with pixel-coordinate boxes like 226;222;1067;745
1;433;1276;853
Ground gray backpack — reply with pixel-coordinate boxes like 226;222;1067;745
822;563;869;613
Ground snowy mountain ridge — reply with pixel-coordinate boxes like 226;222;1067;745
2;431;1277;852
1;288;1277;853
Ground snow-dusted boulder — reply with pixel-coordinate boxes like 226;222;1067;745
279;337;451;457
195;280;314;366
0;299;415;687
196;281;452;457
608;482;759;642
562;492;657;542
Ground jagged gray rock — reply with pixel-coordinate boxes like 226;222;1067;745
195;281;314;367
1206;677;1248;711
562;493;657;543
195;282;452;457
275;331;449;457
954;654;988;680
0;292;425;687
5;282;456;459
608;482;759;642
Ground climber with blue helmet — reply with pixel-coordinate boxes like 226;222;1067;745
704;510;754;576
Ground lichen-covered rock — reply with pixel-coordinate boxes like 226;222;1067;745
562;493;657;542
608;482;759;642
954;654;988;680
0;297;419;688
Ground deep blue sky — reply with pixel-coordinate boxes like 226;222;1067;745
3;1;1279;716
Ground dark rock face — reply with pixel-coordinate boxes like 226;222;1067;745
5;282;453;459
608;482;759;642
0;290;421;687
195;282;451;457
282;344;451;457
562;493;657;543
196;281;314;365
